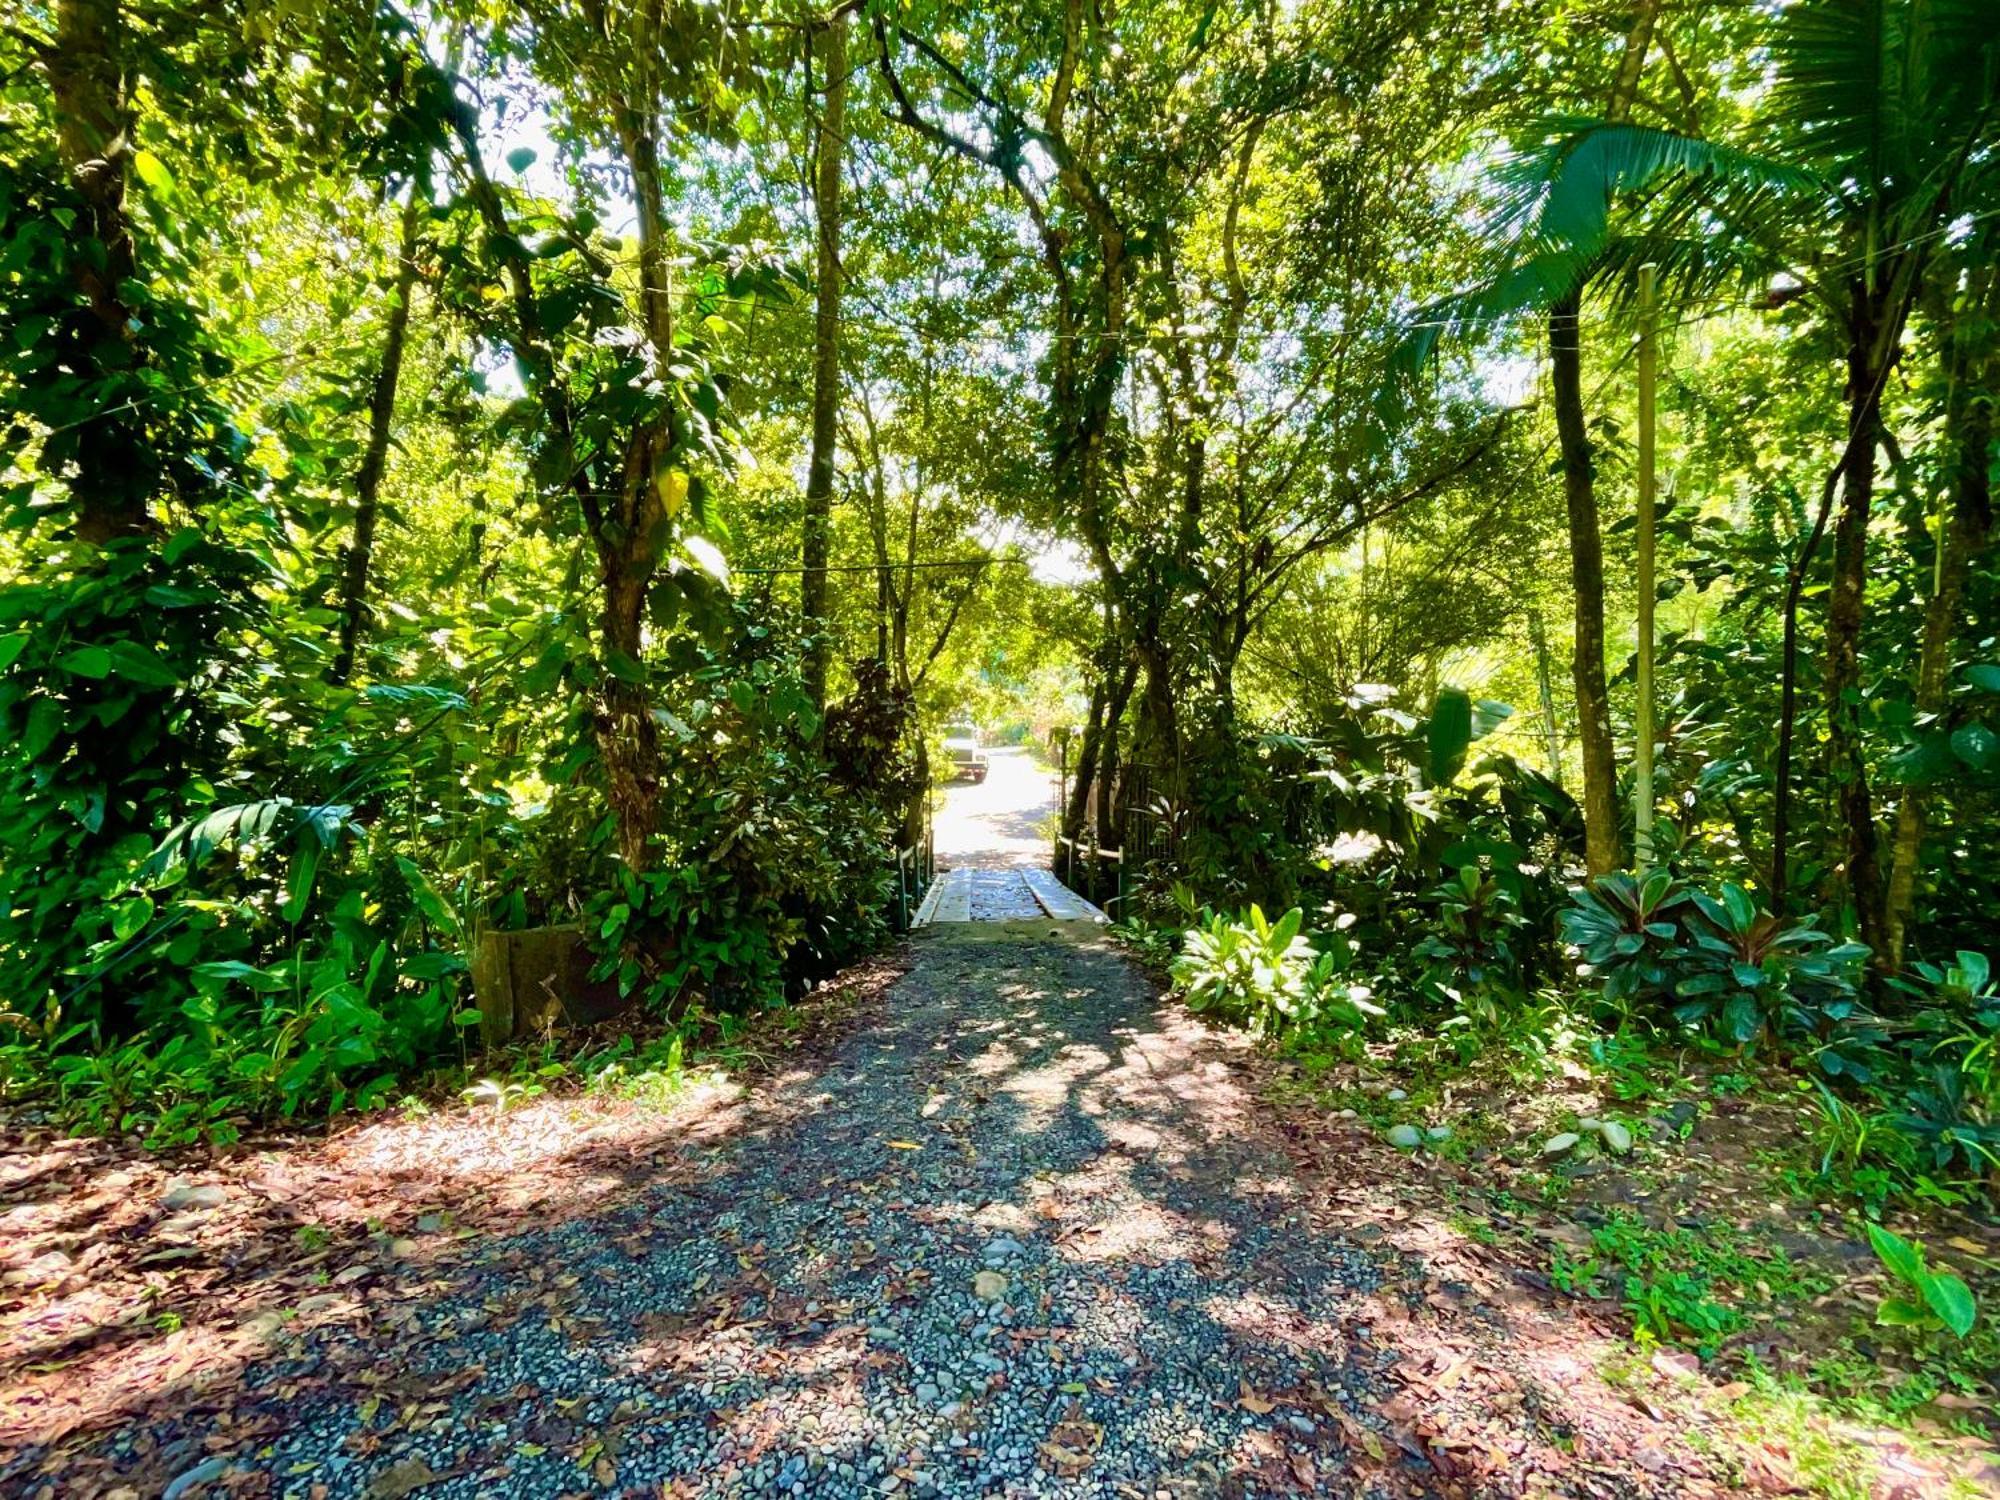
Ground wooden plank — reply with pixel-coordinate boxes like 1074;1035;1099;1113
935;868;973;922
1022;867;1106;923
911;871;947;928
915;867;973;926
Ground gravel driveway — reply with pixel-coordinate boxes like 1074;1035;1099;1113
11;922;1692;1499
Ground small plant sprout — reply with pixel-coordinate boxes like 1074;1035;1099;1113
1866;1224;1978;1338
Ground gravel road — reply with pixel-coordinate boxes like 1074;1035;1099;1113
15;919;1693;1500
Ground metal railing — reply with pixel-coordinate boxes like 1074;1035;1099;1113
1050;753;1182;916
892;812;936;933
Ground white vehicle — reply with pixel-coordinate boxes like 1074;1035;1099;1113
943;723;988;783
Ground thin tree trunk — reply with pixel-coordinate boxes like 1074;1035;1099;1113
1064;675;1106;845
1133;631;1180;793
1551;292;1622;876
331;195;423;685
1095;652;1140;847
1529;605;1564;786
1549;0;1657;876
1773;464;1841;902
800;14;846;710
1826;287;1889;950
1884;276;1995;969
48;0;150;544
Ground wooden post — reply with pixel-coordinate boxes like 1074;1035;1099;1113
1634;262;1659;871
1055;736;1068;867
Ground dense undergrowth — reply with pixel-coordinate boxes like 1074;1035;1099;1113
1110;691;1998;1481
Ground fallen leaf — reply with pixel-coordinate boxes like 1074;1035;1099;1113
1651;1349;1701;1382
1238;1380;1276;1414
1333;1412;1388;1462
364;1456;438;1499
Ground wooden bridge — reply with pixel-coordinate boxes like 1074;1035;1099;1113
911;865;1105;927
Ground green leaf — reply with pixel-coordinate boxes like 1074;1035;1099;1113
395;855;460;935
108;641;183;687
1950;722;1997;771
130;149;177;196
1719;883;1757;930
62;645;113;678
1866;1223;1926;1290
110;893;154;941
1875;1295;1928;1327
1920;1272;1976;1337
283;842;319;924
1425;687;1472;786
506;146;538;173
1721;992;1760;1042
1967;664;2000;693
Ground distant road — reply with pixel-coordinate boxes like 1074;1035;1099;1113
932;746;1055;869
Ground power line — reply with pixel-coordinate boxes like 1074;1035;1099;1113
733;554;1028;575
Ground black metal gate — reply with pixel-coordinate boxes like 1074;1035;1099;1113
1051;748;1178;915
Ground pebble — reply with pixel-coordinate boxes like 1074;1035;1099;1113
160;1458;228;1500
159;1183;227;1212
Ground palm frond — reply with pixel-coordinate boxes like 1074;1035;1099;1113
1770;0;2000;207
1388;245;1592;381
1506;121;1821;264
1770;0;1892;200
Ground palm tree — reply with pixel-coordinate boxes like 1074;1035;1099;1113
1408;0;1999;958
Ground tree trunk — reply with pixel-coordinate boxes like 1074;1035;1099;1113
1133;632;1180;793
800;14;846;710
1772;464;1841;902
1883;277;1995;969
48;0;150;544
598;428;667;875
1551;292;1622;875
1064;673;1107;844
1104;656;1136;840
448;73;672;872
331;195;423;684
601;81;680;874
1546;0;1656;876
1825;288;1888;951
1529;605;1564;786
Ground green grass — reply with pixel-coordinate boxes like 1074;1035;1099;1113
1551;1209;1830;1356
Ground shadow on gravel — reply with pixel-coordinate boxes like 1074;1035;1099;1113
7;925;1612;1498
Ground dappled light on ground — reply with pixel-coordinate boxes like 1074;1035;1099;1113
5;930;1992;1498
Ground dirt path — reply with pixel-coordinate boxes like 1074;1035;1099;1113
3;924;1718;1499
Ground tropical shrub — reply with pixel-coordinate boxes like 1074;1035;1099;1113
1672;883;1871;1049
1170;903;1382;1040
1562;870;1695;1006
1414;863;1531;1011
